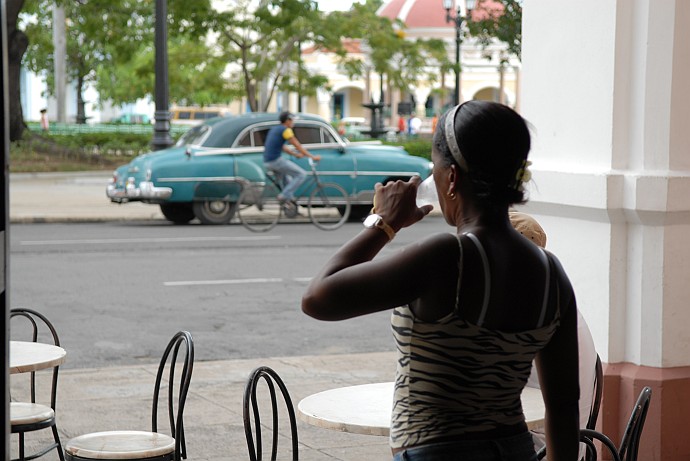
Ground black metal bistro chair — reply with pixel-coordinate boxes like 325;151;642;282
243;366;299;461
538;386;652;461
578;386;652;461
64;331;194;461
616;386;652;461
586;354;604;431
10;308;66;461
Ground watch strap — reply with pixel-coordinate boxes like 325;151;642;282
365;215;396;241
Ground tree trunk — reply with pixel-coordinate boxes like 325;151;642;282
76;74;86;124
246;81;257;112
7;0;28;141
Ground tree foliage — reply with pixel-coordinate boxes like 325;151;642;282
466;0;522;61
21;0;222;117
206;0;348;112
10;0;522;132
336;0;453;99
7;0;29;140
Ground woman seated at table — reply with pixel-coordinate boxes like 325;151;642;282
302;100;579;461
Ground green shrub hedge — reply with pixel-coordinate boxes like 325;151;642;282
383;138;432;161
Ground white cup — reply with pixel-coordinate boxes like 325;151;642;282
416;175;438;207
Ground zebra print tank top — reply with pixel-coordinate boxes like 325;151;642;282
390;233;560;449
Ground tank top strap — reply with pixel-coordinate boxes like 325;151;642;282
454;233;464;315
536;248;551;328
454;233;491;326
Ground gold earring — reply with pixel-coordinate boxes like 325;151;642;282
448;192;456;200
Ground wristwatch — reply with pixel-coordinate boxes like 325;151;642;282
363;214;396;241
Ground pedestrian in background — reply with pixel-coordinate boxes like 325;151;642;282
397;116;406;135
408;112;422;137
40;108;49;132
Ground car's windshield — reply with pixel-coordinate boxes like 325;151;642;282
175;124;210;146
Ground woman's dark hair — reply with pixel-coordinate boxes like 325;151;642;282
433;100;531;207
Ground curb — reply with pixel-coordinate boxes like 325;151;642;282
9;216;166;224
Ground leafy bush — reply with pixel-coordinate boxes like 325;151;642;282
384;138;432;161
9;131;171;172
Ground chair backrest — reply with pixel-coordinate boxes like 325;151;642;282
243;366;298;461
10;308;61;407
151;330;194;461
586;354;604;430
618;386;652;461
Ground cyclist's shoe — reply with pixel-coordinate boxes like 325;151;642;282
283;200;299;218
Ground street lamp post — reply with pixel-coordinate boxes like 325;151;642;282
443;0;475;106
152;0;173;151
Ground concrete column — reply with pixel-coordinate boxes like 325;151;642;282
413;87;430;118
390;88;400;130
521;1;690;459
316;88;330;121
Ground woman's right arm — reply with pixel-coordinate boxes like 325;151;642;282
302;178;438;321
535;255;580;461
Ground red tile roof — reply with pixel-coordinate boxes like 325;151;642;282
377;0;504;29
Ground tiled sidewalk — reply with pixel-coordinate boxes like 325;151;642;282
11;352;396;461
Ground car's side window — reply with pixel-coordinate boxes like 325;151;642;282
293;126;322;145
237;132;252;147
322;129;336;144
253;129;269;147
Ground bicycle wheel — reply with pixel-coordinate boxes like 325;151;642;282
238;181;282;232
308;182;350;230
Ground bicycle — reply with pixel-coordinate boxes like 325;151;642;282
237;158;351;232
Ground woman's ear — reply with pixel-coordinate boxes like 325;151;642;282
447;164;458;196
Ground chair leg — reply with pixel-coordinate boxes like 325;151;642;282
18;432;25;461
52;425;66;461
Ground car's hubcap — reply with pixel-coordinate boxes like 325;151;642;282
208;201;227;214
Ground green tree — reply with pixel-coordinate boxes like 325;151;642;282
336;1;453;105
207;0;346;112
466;0;522;61
23;0;144;123
95;35;238;108
21;0;222;122
7;0;29;140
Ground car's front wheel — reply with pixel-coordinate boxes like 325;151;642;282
160;203;195;224
193;200;237;225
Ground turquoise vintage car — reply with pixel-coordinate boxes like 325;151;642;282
107;112;433;224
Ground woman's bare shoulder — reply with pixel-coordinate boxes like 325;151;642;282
410;232;460;258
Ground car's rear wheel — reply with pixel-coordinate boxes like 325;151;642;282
193;200;237;225
160;203;195;224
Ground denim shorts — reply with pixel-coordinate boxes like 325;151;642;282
392;432;537;461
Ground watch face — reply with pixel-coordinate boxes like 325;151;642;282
363;214;381;227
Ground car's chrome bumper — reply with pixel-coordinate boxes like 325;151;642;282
107;180;172;203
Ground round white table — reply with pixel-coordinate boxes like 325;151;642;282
297;382;545;436
9;340;67;374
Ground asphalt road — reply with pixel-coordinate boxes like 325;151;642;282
9;216;452;369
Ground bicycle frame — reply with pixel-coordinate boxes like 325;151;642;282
265;159;342;205
239;158;351;231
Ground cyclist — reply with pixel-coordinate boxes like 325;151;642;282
263;112;321;203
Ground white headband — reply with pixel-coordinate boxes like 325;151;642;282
444;104;469;172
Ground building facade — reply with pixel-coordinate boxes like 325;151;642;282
296;0;520;132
